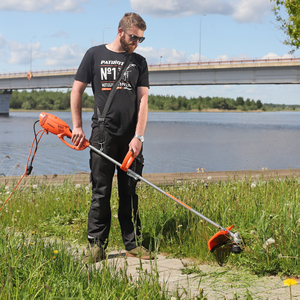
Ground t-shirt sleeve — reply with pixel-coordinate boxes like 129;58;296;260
74;48;94;84
137;58;149;88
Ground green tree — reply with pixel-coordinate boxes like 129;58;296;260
271;0;300;53
236;97;244;106
256;99;263;109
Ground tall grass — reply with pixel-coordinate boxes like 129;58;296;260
1;174;300;279
0;232;173;299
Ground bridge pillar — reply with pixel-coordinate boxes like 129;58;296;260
0;90;11;115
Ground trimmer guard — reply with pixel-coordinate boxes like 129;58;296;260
208;225;233;252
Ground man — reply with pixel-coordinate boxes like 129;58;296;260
70;12;152;262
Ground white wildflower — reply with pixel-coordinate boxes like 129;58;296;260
263;238;275;249
207;176;212;180
251;182;256;189
75;184;81;189
32;184;38;189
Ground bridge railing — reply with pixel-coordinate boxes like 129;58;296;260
1;56;300;77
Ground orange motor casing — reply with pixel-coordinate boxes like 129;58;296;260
39;112;89;151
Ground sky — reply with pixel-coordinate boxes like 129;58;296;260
0;0;299;105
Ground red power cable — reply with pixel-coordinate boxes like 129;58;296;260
0;128;46;212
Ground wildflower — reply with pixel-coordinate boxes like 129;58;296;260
31;231;35;235
207;176;212;180
284;278;297;300
251;182;256;188
16;210;20;213
29;242;34;245
32;184;38;189
75;184;81;189
263;238;275;249
53;250;59;254
284;278;297;286
53;256;56;260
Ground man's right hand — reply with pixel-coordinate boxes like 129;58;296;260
71;127;86;148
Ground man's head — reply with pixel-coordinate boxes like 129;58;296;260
118;12;146;54
119;12;146;32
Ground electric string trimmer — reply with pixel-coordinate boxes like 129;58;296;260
39;112;243;254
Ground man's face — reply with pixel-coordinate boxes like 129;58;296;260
120;25;144;54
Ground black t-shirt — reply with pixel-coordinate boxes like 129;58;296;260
75;45;149;136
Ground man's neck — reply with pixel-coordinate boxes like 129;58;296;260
106;40;125;53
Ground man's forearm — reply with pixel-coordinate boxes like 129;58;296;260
71;90;83;129
135;87;149;136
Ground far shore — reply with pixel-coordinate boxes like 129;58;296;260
8;108;300;113
1;168;300;187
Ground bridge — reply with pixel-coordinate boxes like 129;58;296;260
1;56;300;114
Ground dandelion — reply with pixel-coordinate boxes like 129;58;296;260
53;256;56;260
251;182;256;189
75;184;81;189
263;238;275;249
284;278;297;300
207;176;212;180
53;250;59;254
29;242;34;245
32;184;38;189
31;231;35;235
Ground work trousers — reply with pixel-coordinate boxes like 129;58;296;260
87;127;143;251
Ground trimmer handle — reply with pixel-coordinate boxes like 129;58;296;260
39;112;89;151
120;150;135;172
57;132;90;151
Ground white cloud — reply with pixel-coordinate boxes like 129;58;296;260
0;34;6;48
44;43;85;67
0;0;89;13
262;52;293;59
5;39;85;69
130;0;272;23
136;46;187;64
231;0;272;23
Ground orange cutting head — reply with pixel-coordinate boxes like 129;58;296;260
208;225;233;252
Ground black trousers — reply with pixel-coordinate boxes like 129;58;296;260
87;127;143;251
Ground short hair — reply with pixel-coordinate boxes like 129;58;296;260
119;12;146;32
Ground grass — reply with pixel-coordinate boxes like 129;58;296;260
1;174;300;298
0;232;174;299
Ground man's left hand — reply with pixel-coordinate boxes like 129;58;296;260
129;137;142;157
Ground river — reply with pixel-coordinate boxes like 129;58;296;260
1;111;300;176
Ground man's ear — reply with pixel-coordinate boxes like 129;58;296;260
117;27;123;36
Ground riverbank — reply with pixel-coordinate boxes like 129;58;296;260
1;168;300;187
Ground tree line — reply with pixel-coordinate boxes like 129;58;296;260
148;94;264;111
8;90;298;111
9;90;94;111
